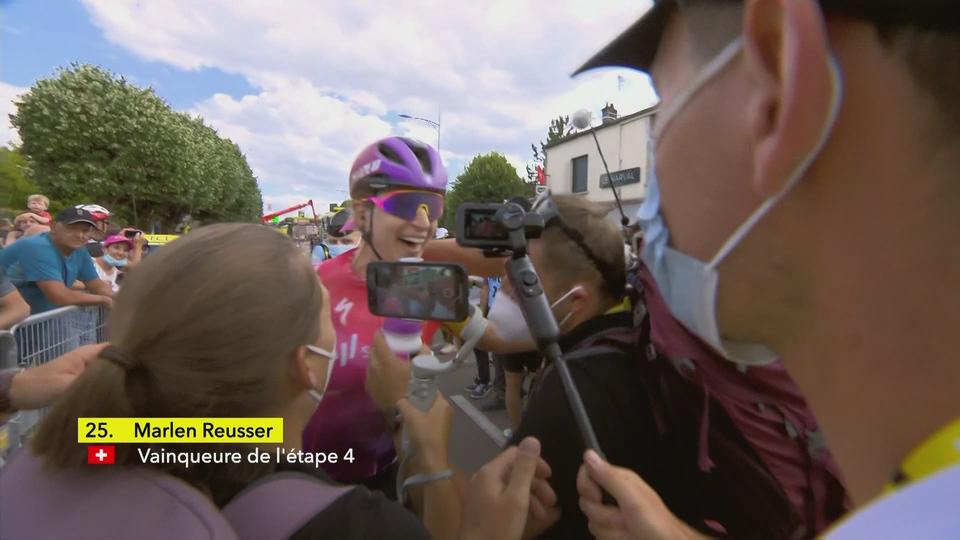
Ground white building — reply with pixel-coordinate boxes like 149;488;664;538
543;104;658;222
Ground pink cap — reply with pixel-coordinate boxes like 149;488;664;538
103;235;133;249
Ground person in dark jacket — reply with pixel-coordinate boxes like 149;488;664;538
508;193;847;539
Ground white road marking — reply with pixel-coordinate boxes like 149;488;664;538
450;394;507;448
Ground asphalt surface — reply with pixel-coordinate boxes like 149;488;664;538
434;347;513;474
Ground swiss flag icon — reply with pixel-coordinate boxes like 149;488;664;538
87;445;116;465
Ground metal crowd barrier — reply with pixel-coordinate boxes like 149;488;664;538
0;330;17;465
0;306;108;464
11;306;106;368
0;330;16;370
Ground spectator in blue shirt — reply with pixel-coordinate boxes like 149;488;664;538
0;269;31;329
0;207;113;314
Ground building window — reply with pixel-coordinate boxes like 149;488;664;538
572;155;588;193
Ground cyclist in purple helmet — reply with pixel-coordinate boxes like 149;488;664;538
305;137;449;495
347;136;447;260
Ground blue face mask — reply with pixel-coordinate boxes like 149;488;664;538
328;243;356;258
638;37;843;367
102;253;127;268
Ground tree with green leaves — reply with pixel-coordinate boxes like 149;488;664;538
526;115;574;183
443;152;533;229
0;146;83;216
0;147;36;213
10;64;263;230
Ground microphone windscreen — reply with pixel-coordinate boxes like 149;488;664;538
571;109;592;130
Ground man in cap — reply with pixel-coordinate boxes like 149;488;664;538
0;207;113;314
325;208;362;258
74;204;112;241
573;1;959;537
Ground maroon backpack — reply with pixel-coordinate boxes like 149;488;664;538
562;261;849;537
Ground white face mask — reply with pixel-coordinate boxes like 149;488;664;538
639;37;843;366
486;286;583;346
305;345;336;403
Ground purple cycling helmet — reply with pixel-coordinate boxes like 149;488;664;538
348;137;447;198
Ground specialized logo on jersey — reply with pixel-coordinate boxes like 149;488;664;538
337;333;370;367
334;297;353;326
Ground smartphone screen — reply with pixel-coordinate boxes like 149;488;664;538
367;262;469;321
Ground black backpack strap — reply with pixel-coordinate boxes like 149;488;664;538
562;345;623;363
222;472;354;540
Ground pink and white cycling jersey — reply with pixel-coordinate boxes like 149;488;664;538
304;249;439;482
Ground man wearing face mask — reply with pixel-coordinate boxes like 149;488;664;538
433;189;849;538
493;193;646;539
325;208;362;259
573;1;960;539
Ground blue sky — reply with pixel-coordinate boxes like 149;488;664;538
1;0;255;109
1;0;657;214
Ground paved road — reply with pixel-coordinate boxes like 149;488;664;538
435;349;513;474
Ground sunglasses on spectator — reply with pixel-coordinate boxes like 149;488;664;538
368;190;444;223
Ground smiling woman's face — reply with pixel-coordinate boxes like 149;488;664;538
353;190;439;261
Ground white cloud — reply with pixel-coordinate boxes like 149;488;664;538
190;79;392;210
80;0;659;208
0;82;27;147
503;152;532;181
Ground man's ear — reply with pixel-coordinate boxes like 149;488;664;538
568;282;592;309
742;0;839;197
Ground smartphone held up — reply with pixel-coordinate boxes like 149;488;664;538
366;261;469;322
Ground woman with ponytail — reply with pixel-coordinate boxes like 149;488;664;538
11;223;435;539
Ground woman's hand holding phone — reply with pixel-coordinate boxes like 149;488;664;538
365;331;412;413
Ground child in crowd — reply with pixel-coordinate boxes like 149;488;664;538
94;235;133;293
26;195;52;225
4;213;48;246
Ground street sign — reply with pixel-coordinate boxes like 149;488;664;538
600;167;642;189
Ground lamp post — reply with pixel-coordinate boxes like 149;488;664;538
398;112;441;153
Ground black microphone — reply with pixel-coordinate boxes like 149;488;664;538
572;109;630;229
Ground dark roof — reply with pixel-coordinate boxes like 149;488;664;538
543;104;659;150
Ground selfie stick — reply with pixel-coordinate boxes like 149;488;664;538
491;207;608;461
404;309;487;412
504;255;607;462
386;262;489;504
383;257;479;411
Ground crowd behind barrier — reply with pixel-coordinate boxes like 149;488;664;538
0;306;107;465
